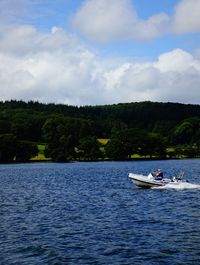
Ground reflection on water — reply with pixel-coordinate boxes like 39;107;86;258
0;160;200;264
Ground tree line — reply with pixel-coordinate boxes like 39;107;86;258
0;100;200;162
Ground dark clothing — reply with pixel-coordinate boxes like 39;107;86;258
154;172;163;180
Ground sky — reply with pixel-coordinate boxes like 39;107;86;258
0;0;200;106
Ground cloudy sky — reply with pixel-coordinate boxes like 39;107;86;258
0;0;200;105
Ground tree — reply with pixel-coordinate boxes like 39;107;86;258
15;141;39;162
172;121;193;145
138;133;167;158
173;145;200;158
105;128;146;160
0;120;11;134
42;116;92;161
106;129;167;160
182;146;200;158
105;138;127;160
0;134;17;162
78;136;103;160
9;110;45;142
172;117;200;145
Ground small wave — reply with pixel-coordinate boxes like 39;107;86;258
153;182;200;190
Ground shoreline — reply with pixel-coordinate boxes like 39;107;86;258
1;157;200;164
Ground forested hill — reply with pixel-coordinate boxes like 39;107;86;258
0;100;200;137
0;100;200;162
1;100;200;121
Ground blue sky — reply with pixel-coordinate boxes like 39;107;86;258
26;0;199;58
0;0;200;105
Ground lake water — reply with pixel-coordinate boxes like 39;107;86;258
0;159;200;265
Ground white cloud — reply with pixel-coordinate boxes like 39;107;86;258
133;13;169;41
72;0;169;42
154;48;200;72
0;25;37;55
0;25;110;105
173;0;200;34
0;24;200;105
110;49;200;104
0;0;199;106
72;0;200;43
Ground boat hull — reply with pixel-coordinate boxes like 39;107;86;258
128;173;168;188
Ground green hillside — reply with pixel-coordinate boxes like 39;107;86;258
0;100;200;162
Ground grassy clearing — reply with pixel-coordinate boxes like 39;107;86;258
31;141;110;161
31;144;51;161
38;144;46;152
98;138;109;145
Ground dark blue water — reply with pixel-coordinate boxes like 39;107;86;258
0;160;200;265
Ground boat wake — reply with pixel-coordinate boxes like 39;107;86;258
152;181;200;190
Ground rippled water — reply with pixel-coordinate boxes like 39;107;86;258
0;160;200;264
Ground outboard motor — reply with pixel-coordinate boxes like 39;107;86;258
173;171;185;182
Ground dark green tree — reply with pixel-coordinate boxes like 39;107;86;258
172;117;200;145
182;145;200;158
105;138;127;160
78;136;102;160
172;121;193;145
105;128;145;160
138;133;167;158
106;130;167;160
15;141;39;162
173;145;200;158
0;134;17;162
42;116;91;161
0;120;11;134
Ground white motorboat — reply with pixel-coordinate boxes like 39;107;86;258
128;173;182;188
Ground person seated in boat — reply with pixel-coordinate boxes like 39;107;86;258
152;168;163;180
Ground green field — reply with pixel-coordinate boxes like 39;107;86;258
31;144;51;161
98;138;109;145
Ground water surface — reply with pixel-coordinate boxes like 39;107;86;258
0;160;200;264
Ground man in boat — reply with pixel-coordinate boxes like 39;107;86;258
152;168;163;180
